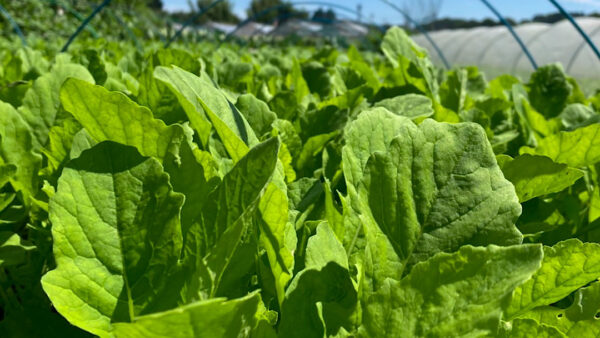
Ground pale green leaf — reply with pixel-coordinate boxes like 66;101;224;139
517;282;600;337
520;124;600;168
0;101;42;198
506;239;600;319
112;292;262;338
60;78;182;161
19;63;93;149
374;94;434;119
154;66;258;160
500;155;583;202
41;142;184;336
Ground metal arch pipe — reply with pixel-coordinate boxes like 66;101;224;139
61;0;111;52
479;0;538;70
566;24;600;74
510;25;548;74
549;0;600;63
378;0;450;69
225;1;379;42
164;0;225;48
0;4;27;46
49;0;99;38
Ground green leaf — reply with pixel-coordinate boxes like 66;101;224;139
527;64;572;118
0;231;35;266
154;66;258;159
0;101;42;198
41;142;184;336
560;103;600;130
503;319;567;338
360;245;543;337
500;155;583;202
520;124;600;168
373;93;434;119
235;94;277;136
506;239;600;320
517;282;600;337
112;292;262;338
0;164;16;188
381;27;428;66
19;63;94;149
279;223;356;338
345;108;523;272
184;138;280;297
258;182;294;306
60;78;182;161
440;69;468;113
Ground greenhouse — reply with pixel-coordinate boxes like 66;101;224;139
413;17;600;85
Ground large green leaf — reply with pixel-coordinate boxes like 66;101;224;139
344;108;523;273
112;292;262;338
360;245;543;337
19;63;94;149
520;123;600;168
60;78;182;161
60;79;218;250
506;239;600;319
41;142;184;336
500;154;583;202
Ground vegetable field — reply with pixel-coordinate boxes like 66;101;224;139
2;13;600;337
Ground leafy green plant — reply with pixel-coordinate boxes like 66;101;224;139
1;24;600;337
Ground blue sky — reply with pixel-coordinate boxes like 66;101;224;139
163;0;600;24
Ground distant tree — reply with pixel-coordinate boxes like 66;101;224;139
148;0;163;10
247;0;308;24
312;7;336;23
197;0;240;23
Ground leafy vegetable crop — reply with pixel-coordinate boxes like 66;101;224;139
1;26;600;337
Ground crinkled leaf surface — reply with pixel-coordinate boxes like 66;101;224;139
41;142;184;336
344;108;523;274
360;245;543;337
373;93;434;119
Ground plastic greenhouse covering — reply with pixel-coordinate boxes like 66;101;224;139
412;17;600;88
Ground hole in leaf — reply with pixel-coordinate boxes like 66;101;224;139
595;312;600;319
557;313;563;319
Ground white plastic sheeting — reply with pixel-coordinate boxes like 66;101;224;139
412;17;600;82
